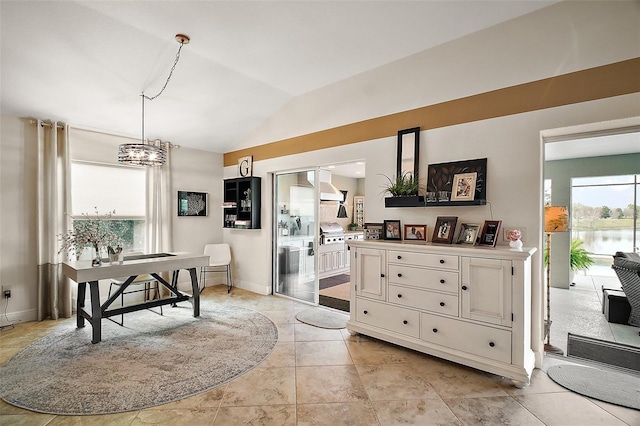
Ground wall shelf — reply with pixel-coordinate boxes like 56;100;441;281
223;177;261;229
385;197;486;208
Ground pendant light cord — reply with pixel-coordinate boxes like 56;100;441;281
143;39;186;101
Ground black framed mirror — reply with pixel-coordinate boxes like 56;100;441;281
397;127;420;180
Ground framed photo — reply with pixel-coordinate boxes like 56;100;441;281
404;224;427;241
383;220;402;240
364;223;383;240
432;216;458;244
451;172;477;201
479;220;502;247
457;223;480;245
178;191;208;216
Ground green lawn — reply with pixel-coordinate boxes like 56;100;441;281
573;218;637;230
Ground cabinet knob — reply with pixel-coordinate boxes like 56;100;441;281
439;302;445;307
489;342;495;347
397;255;402;259
380;273;385;278
462;285;468;291
397;294;402;298
403;320;408;325
432;328;438;333
440;279;445;284
439;259;445;264
397;273;402;277
363;310;368;315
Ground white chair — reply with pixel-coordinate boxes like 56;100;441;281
108;273;163;326
200;243;232;293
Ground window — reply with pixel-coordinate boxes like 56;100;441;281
71;162;146;255
572;174;639;273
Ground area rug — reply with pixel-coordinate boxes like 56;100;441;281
296;307;348;329
547;364;640;410
0;301;278;415
319;274;350;290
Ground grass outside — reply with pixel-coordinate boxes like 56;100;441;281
572;217;638;231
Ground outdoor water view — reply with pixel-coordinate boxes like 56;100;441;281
571;174;639;276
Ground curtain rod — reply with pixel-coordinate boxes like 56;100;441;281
29;119;180;149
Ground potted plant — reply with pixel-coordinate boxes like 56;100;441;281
543;238;595;283
348;223;358;231
381;172;423;207
58;208;123;266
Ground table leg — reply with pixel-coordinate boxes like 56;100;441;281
188;268;200;317
89;280;102;344
77;281;86;328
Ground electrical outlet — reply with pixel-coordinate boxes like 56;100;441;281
3;289;11;299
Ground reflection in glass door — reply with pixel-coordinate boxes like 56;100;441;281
274;170;318;303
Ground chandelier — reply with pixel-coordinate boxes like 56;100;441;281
118;34;190;166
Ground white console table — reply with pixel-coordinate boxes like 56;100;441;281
62;252;209;343
347;240;536;387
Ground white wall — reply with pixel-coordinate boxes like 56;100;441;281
0;115;222;323
223;1;640;366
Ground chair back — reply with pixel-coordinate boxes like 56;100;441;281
204;243;231;266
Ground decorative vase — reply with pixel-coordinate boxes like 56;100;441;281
91;244;102;267
509;239;523;249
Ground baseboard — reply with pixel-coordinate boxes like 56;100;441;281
567;333;640;372
0;307;38;328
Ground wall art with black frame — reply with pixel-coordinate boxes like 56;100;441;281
426;158;487;206
178;191;208;216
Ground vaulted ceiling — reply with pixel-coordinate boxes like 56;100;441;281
1;1;558;153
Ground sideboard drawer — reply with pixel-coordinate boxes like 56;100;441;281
389;250;459;270
388;264;459;293
356;297;420;338
420;313;511;363
389;284;459;316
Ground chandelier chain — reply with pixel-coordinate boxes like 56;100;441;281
143;41;185;101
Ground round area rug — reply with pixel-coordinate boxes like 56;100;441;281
0;301;278;415
547;364;640;410
296;307;348;329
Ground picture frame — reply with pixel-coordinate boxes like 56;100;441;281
383;220;402;240
404;224;427;241
478;220;502;247
457;223;480;245
451;172;477;201
431;216;458;244
178;191;208;216
364;222;383;240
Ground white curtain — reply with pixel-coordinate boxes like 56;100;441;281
146;142;173;254
36;121;73;320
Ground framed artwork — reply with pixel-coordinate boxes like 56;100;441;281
479;220;502;247
457;223;480;245
404;224;427;241
383;220;402;240
432;216;458;244
451;172;477;201
178;191;208;216
427;158;487;203
364;223;383;240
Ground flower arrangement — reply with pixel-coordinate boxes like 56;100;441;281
58;208;123;266
506;229;522;242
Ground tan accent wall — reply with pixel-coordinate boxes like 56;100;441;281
224;57;640;167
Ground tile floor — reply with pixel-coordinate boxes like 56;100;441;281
1;285;639;425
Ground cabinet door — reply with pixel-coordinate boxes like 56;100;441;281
355;247;386;300
461;257;512;327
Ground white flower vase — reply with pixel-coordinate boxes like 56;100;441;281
509;239;523;250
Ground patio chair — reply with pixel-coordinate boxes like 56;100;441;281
611;251;640;327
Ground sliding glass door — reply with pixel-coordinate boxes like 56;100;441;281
273;170;318;303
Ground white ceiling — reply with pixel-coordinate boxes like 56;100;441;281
545;132;640;161
1;1;558;154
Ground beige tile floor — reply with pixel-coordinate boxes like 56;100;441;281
1;285;639;426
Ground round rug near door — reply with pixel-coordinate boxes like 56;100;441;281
0;301;278;415
296;307;348;329
546;364;640;410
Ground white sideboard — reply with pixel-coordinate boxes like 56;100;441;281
347;240;536;387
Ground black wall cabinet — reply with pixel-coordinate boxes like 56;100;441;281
223;177;261;229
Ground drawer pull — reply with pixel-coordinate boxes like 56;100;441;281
397;255;402;259
403;320;408;325
397;294;402;298
432;328;438;333
381;273;385;278
363;310;368;315
489;342;495;347
439;259;445;264
440;279;445;284
397;273;402;277
462;285;468;291
439;302;445;307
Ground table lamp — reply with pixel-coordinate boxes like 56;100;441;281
544;205;569;355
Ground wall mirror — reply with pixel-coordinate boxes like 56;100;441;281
397;127;420;180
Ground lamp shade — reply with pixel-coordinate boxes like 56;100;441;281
544;205;569;233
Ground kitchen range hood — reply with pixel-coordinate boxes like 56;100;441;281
307;170;344;201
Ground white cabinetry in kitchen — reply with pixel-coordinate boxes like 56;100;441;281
347;240;536;387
